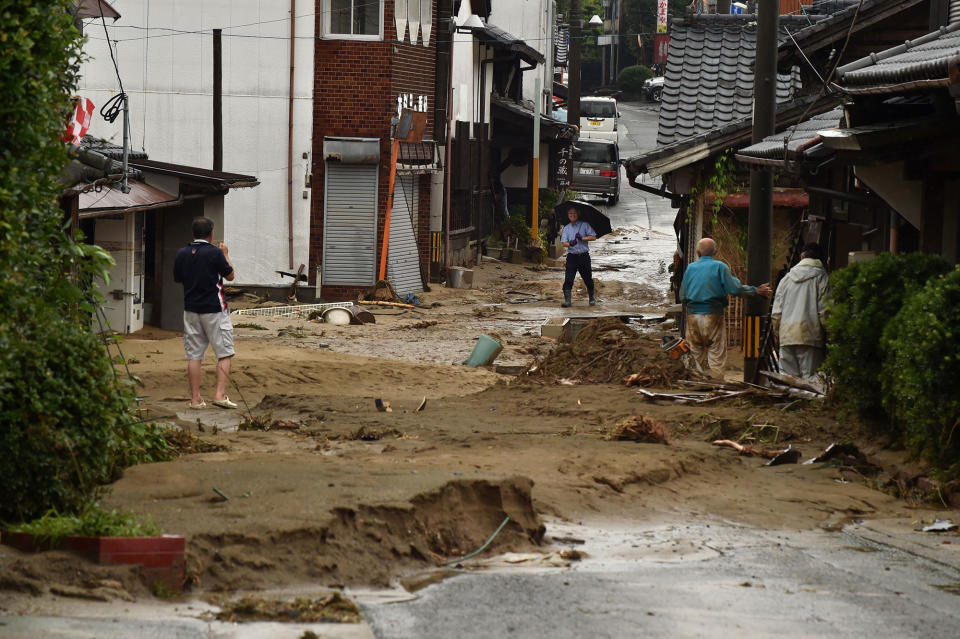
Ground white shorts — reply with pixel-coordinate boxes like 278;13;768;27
183;311;234;360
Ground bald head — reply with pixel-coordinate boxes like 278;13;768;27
697;237;717;257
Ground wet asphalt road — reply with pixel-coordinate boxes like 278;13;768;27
359;521;960;639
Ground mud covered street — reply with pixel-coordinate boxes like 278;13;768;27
3;103;958;637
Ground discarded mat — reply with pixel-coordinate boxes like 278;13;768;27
606;415;671;445
535;318;685;385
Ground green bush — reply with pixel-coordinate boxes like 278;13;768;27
0;1;168;523
881;268;960;471
823;252;950;425
617;65;655;99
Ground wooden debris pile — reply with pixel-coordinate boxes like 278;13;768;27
537;318;685;385
605;415;671;445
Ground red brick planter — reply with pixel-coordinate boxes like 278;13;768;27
2;532;186;591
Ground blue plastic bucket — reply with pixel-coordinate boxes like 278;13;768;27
465;334;504;367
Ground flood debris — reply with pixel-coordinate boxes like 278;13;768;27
214;592;360;624
711;440;785;459
766;445;802;466
465;334;504;367
416;397;427;412
375;398;392;413
536;318;685;385
606;415;671;445
238;414;301;431
920;520;957;533
760;370;827;398
637;388;755;404
163;428;228;455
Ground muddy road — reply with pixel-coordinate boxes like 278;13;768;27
2;102;958;637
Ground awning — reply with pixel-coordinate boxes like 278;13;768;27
472;24;545;66
130;159;260;189
818;116;953;153
78;181;181;219
490;98;577;141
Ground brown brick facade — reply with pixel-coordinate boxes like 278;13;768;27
311;0;438;300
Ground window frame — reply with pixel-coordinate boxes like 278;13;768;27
322;0;384;41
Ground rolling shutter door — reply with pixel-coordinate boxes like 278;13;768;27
323;163;378;286
387;176;424;297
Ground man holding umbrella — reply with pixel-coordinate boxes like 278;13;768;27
560;205;598;307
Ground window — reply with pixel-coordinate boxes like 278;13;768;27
325;0;382;39
580;100;617;119
573;142;616;163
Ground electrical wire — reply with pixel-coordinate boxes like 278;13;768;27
97;0;127;123
783;0;865;149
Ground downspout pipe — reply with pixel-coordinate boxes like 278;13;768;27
287;0;296;270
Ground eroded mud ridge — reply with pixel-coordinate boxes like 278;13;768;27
187;478;543;591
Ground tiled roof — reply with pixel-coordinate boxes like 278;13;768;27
626;94;841;177
473;23;544;66
735;107;844;165
657;16;813;147
82;137;149;161
836;22;960;94
778;0;928;65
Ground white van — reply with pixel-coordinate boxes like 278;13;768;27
579;97;619;143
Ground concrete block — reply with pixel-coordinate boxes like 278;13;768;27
540;317;571;342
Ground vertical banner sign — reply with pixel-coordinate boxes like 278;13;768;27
556;144;573;191
657;0;668;34
654;34;670;64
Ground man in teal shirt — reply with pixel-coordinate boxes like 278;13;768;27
679;237;771;378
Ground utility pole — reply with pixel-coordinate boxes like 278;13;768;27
568;0;582;126
744;0;777;383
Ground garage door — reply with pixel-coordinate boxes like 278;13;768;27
323;163;378;286
387;175;424;298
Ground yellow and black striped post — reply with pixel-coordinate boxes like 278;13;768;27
431;232;442;263
743;314;763;360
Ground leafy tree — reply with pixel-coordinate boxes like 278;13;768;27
823;253;950;427
0;0;168;523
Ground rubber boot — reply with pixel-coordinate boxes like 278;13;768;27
589;290;597;306
561;290;572;308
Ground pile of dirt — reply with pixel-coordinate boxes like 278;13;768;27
537;318;686;385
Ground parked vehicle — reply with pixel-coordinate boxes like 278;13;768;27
578;97;619;143
571;139;620;204
643;76;664;102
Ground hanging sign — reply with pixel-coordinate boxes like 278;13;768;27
654;34;670;64
657;0;668;34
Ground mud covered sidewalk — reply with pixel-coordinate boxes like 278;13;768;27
1;257;955;612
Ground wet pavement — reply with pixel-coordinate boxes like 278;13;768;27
358;519;960;638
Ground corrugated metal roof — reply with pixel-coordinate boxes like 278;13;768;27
656;16;811;147
836;22;960;93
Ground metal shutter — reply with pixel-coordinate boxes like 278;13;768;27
387;176;424;297
323;164;378;286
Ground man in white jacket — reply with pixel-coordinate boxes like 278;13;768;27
772;243;830;378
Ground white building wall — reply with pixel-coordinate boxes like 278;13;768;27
450;0;552;130
488;0;551;105
78;0;315;285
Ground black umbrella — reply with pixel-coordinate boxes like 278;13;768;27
553;200;612;240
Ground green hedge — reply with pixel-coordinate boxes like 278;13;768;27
617;65;655;99
823;253;950;426
0;1;167;523
881;268;960;471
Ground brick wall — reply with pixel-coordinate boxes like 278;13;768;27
310;0;438;300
